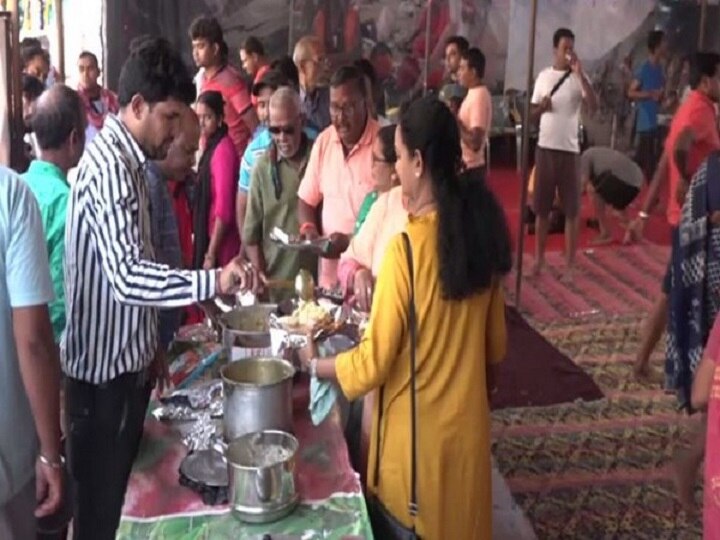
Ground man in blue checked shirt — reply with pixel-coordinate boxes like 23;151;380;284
236;69;318;245
145;106;200;351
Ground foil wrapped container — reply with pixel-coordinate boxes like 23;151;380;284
160;380;223;410
151;399;224;423
151;380;224;444
182;412;223;452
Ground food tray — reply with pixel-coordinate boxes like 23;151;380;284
269;227;330;254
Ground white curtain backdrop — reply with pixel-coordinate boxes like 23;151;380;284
504;0;655;91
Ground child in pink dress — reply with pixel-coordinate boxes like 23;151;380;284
694;316;720;537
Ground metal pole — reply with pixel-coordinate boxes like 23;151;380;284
7;0;23;170
287;0;295;56
55;0;65;82
699;0;707;50
423;0;432;96
514;0;539;309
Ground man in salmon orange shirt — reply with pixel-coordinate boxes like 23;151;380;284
297;65;379;289
189;16;258;158
457;47;492;176
625;52;720;513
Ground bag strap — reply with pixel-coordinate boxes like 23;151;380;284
401;232;419;518
549;69;572;97
371;232;419;520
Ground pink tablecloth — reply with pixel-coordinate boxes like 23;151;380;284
122;379;361;519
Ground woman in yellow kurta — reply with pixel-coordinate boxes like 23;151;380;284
304;96;512;539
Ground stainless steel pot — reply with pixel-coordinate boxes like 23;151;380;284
221;357;295;441
220;304;277;357
227;430;299;523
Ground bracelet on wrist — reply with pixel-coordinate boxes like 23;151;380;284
39;453;65;469
638;211;650;220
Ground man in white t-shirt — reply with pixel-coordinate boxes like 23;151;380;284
530;27;597;276
457;47;492;175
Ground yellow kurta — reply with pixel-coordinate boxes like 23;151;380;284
336;211;506;540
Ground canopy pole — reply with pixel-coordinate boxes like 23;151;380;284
288;0;295;56
514;0;539;309
55;0;65;81
699;0;707;49
7;0;23;170
423;0;432;96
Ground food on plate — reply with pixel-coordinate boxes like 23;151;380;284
277;301;332;329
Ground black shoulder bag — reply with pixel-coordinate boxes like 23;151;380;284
366;232;420;540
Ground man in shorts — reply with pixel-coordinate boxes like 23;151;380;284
581;146;643;245
530;27;597;276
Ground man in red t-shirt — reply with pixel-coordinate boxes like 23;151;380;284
239;36;270;106
627;52;720;381
189;16;258;158
625;52;720;514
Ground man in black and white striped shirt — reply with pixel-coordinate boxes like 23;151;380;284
62;37;255;539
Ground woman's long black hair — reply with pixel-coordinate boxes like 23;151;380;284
398;96;512;300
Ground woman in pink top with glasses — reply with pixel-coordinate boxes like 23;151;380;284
338;124;408;312
194;91;241;269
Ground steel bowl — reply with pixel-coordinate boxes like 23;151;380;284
226;430;299;523
220;304;277;352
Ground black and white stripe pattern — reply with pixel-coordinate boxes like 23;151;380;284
61;115;216;384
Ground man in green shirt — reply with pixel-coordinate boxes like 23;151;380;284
22;85;86;342
244;87;316;295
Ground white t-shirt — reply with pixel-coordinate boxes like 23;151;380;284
531;67;586;153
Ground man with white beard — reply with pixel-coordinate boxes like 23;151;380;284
243;87;317;295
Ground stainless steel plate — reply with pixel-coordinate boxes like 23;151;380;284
179;449;229;487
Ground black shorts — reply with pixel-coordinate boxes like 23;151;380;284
590;171;640;210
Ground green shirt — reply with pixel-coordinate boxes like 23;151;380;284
244;140;317;291
21;160;69;342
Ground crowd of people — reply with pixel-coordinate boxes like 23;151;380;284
6;10;720;539
1;12;509;540
524;25;720;536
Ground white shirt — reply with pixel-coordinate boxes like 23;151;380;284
531;67;586;153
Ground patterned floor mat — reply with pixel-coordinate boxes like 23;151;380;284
505;244;670;324
494;250;704;539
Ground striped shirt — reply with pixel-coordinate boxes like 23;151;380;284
62;115;217;384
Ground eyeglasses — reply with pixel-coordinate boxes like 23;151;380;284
268;125;297;136
330;101;363;117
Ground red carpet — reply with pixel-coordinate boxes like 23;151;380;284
491;306;603;410
486;167;672;253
